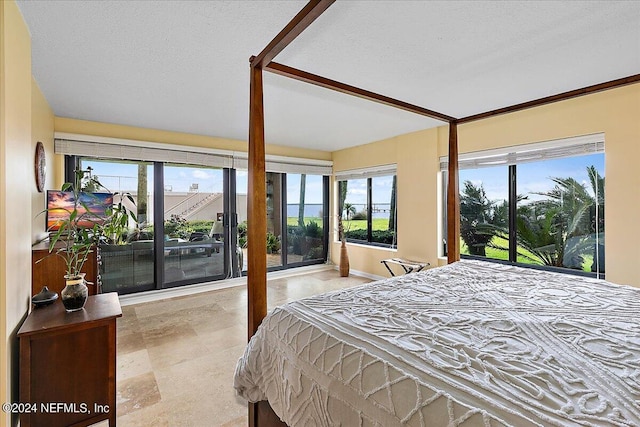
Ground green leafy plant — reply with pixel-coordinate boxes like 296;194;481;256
351;210;367;221
459;180;507;256
303;221;322;238
238;221;248;248
37;169;137;279
266;232;281;254
164;214;191;238
344;229;396;245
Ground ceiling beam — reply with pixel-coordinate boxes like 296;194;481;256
250;0;335;69
265;61;455;123
459;73;640;124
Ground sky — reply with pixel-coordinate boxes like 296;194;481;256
343;176;394;208
81;160;327;204
460;153;604;203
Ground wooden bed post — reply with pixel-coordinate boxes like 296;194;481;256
247;60;268;427
247;0;336;340
447;121;460;263
247;62;268;339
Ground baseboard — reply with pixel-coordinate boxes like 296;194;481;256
332;264;385;282
119;264;334;306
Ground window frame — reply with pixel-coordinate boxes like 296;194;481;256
442;135;605;279
337;171;398;249
68;154;331;294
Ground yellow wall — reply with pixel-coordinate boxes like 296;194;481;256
1;2;36;425
333;83;640;287
31;78;55;243
331;128;441;277
450;84;640;287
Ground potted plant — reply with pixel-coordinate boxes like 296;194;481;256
39;168;136;311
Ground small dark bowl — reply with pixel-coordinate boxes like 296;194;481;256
32;286;58;308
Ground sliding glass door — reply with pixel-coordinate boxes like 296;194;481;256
79;158;156;294
78;158;231;293
286;174;327;263
77;156;328;294
161;164;228;286
237;171;328;273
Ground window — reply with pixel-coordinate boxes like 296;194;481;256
235;171;329;272
516;155;604;274
459;166;508;260
60;136;332;293
337;165;397;248
287;174;327;263
442;135;605;278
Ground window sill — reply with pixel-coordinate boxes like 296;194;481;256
335;240;398;252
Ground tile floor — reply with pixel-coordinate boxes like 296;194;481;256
115;268;371;426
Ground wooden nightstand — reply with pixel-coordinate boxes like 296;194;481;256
18;293;122;427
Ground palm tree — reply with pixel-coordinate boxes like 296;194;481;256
343;203;356;220
137;163;148;224
516;165;605;270
298;174;306;227
459;181;507;256
388;175;397;231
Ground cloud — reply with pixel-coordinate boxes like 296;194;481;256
192;170;212;179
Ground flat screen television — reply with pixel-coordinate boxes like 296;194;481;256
46;191;114;231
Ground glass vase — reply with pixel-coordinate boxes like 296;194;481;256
61;274;88;312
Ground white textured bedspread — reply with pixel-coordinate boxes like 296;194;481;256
234;260;640;426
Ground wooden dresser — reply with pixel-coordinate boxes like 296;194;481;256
32;241;101;297
18;293;121;427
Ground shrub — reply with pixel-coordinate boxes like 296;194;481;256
345;229;396;245
164;215;192;239
238;221;248;248
352;210;367;220
287;225;303;254
304;221;322;238
188;220;214;234
266;232;281;254
304;246;324;260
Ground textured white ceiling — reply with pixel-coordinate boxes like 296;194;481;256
16;1;640;152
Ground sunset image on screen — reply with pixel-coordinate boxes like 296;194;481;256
47;191;113;231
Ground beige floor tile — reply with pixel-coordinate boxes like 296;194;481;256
117;348;153;382
116;269;371;426
117;330;146;354
146;333;212;371
219;415;248;427
115;401;171;427
117;371;161;417
141;321;199;348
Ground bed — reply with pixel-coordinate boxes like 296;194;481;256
235;260;640;426
241;1;640;425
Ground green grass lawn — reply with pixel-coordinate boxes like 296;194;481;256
343;218;390;231
286;217;390;232
287;217;322;227
461;235;594;272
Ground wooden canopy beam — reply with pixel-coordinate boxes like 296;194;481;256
459;73;640;124
265;61;455;123
250;0;335;69
446;122;460;263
